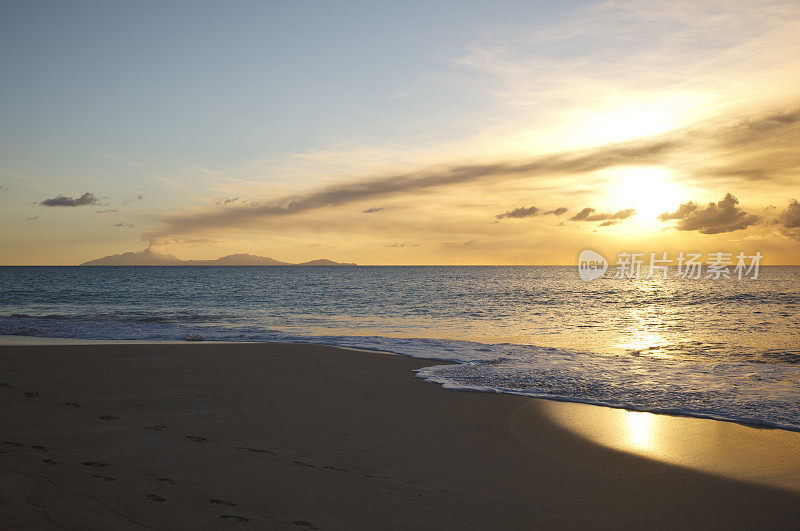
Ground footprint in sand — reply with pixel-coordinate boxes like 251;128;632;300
185;436;210;443
82;461;109;467
42;459;58;465
210;499;238;507
237;446;275;455
92;475;116;481
144;425;168;431
220;514;249;522
64;402;82;408
23;392;39;398
146;494;166;502
100;415;120;420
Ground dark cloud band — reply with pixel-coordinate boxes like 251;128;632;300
145;106;799;242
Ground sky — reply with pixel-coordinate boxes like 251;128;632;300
0;0;798;265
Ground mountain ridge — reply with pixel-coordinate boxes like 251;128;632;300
80;249;356;266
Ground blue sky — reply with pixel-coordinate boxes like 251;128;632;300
0;1;586;166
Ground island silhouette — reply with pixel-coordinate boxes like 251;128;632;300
81;248;356;266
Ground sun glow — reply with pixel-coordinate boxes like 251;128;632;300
608;167;688;222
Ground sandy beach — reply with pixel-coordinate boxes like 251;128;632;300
1;342;799;529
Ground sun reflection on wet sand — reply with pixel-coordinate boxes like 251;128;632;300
625;411;656;451
537;400;800;493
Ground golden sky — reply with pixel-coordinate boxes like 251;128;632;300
1;0;798;264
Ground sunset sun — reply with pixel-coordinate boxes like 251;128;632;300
609;167;689;223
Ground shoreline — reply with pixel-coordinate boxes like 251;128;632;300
1;342;799;528
0;335;397;355
3;334;799;434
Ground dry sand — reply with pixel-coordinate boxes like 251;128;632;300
0;342;798;529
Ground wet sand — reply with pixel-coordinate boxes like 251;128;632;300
0;342;798;529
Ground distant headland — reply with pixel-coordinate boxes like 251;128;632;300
81;248;356;266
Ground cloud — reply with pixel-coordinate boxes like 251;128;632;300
598;220;619;227
496;205;539;219
777;199;800;228
384;242;419;247
145;136;679;242
569;208;596;221
151;236;222;246
122;194;145;205
96;209;118;214
213;197;258;207
721;110;800;142
496;205;569;219
570;207;636;222
215;197;240;205
362;207;384;214
658;193;758;234
442;240;484;248
688;110;800;185
776;199;800;239
144;106;799;241
40;192;99;207
25;216;38;221
114;222;135;228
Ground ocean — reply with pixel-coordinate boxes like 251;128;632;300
1;265;798;430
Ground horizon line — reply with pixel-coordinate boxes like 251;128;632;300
2;263;799;267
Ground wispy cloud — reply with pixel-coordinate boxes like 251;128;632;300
455;0;800;116
362;207;384;214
